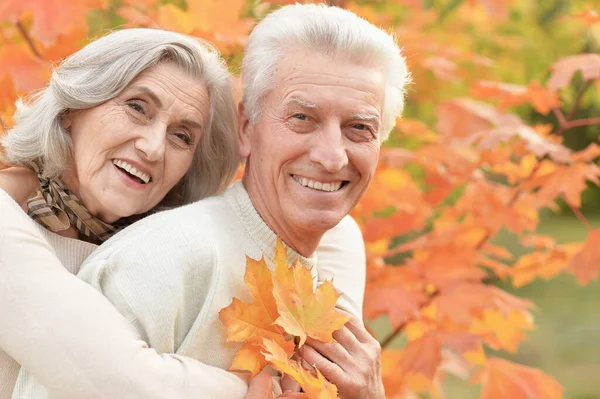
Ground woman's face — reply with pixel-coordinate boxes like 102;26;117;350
62;62;209;223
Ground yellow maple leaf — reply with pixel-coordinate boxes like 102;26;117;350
219;255;294;376
262;338;338;399
220;239;349;383
272;240;350;346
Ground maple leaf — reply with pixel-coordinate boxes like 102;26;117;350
272;240;349;347
219;255;294;376
476;357;563;399
430;283;533;327
229;343;268;377
0;0;106;44
398;330;481;387
521;162;600;208
436;99;571;162
262;338;338;399
511;243;582;288
364;284;427;329
547;53;600;91
470;308;533;352
470;80;560;115
565;8;600;25
0;44;49;92
567;229;600;285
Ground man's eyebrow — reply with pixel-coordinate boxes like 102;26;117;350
129;86;163;108
282;98;318;110
351;113;380;123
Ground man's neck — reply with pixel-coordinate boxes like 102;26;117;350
242;180;323;257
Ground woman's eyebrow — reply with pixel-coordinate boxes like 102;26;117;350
129;86;163;108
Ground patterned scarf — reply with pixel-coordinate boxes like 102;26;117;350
26;161;120;244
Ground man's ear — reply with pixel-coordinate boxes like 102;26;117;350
237;102;252;158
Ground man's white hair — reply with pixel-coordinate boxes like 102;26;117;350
241;3;411;142
2;28;239;205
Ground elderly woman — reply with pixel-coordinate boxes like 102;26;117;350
0;28;367;399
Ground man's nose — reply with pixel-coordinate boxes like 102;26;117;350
134;124;167;163
309;124;348;173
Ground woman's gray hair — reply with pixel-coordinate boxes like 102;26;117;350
241;3;411;142
2;28;239;205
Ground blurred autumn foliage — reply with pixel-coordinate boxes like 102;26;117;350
1;0;600;398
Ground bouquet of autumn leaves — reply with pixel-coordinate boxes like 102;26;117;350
219;239;349;398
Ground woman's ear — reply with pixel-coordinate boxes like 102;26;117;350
60;111;73;131
237;102;252;159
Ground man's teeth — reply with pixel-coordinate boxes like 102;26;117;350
113;159;151;184
293;175;343;192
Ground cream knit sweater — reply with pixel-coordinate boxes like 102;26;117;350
0;182;365;398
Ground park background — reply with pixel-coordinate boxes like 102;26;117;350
0;0;599;398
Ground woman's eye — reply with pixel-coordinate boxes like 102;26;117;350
173;132;193;146
127;101;145;114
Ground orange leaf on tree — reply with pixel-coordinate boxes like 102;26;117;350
476;357;562;399
0;0;106;44
0;44;49;92
511;243;582;288
567;229;600;285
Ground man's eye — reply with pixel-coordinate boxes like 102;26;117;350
353;123;367;130
293;113;307;121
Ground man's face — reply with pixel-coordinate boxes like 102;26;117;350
240;50;384;249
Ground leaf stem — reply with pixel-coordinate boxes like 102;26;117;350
552;107;568;129
569;203;592;230
566;81;593;121
16;21;42;59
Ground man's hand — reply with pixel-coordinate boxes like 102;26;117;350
245;370;305;399
299;316;385;399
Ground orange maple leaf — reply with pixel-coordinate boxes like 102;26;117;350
476;357;562;399
521;162;600;208
0;0;106;44
430;283;532;327
220;238;349;385
0;44;50;92
470;80;559;115
564;8;600;25
436;99;571;162
511;243;582;288
219;255;295;376
272;240;349;347
567;229;600;285
262;338;338;399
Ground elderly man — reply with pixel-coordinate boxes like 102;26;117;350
8;4;409;399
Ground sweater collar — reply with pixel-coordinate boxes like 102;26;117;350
225;181;315;270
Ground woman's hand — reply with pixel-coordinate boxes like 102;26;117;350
299;316;385;399
0;165;38;208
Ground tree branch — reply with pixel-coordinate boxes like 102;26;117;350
566;81;593;121
16;21;42;59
